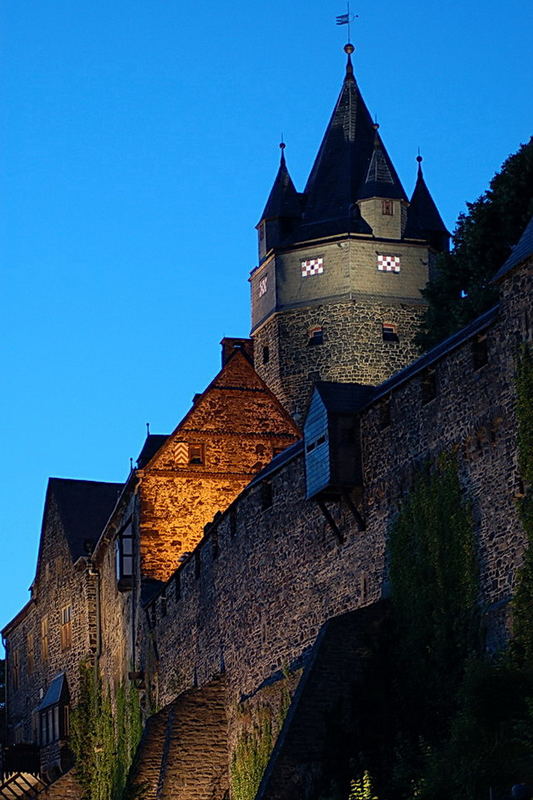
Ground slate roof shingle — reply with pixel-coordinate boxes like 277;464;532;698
49;478;123;561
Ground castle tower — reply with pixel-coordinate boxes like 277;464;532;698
250;45;449;421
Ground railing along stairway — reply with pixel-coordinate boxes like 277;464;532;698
0;772;48;800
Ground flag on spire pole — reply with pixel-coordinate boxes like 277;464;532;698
336;13;350;24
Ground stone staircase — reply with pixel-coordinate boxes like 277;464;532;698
0;772;48;800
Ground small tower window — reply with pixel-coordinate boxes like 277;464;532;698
259;222;265;241
308;327;324;346
382;323;399;343
263;345;270;364
188;443;204;465
472;333;488;370
421;367;437;405
382;199;393;216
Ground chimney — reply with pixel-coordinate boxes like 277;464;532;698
220;337;254;366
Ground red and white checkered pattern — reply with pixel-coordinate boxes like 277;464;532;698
377;254;401;273
301;257;324;277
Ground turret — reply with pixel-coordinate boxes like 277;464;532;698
257;143;301;262
404;155;450;252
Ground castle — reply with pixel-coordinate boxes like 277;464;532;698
1;44;531;800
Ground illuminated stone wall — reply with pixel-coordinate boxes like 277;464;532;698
138;349;300;582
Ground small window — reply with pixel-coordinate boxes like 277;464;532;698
263;345;270;365
472;333;488;370
308;327;324;346
116;523;134;591
382;199;393;216
261;482;273;510
60;605;72;651
41;616;49;662
382;323;399;343
188;443;204;465
259;223;265;241
421;367;437;405
379;396;391;429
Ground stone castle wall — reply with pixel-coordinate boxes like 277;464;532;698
253;299;425;420
139;262;529;771
4;497;96;744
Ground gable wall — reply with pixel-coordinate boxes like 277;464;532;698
4;497;96;745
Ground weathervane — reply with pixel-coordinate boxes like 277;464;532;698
336;2;359;44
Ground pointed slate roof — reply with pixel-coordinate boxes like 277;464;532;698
49;478;123;561
404;157;449;242
136;434;169;469
259;146;301;223
357;128;406;201
299;48;406;235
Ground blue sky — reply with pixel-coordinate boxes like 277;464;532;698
1;0;532;635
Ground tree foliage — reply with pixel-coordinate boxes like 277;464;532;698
416;137;533;350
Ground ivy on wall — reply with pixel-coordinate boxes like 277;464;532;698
230;692;290;800
388;453;479;746
70;661;142;800
512;344;533;668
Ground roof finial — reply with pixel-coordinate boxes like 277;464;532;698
344;43;355;78
146;422;150;436
416;148;423;175
279;137;286;166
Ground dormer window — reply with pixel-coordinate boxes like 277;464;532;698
188;444;204;465
382;199;393;216
116;522;134;591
